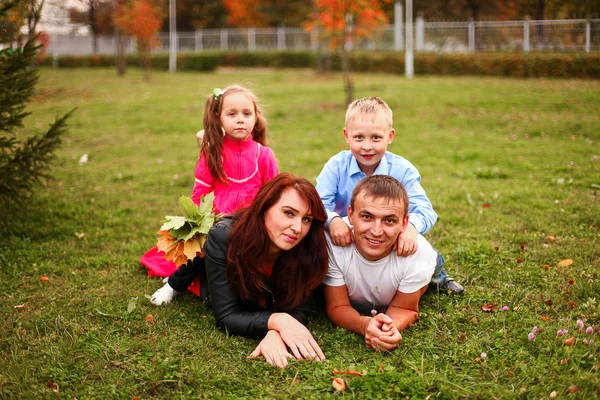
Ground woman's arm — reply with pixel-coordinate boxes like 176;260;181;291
203;220;273;339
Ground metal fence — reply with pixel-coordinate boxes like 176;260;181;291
47;18;600;56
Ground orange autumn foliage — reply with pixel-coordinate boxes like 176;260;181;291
222;0;266;27
305;0;392;51
114;0;163;51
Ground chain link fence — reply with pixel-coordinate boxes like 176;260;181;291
47;19;600;56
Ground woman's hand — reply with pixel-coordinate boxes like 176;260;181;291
268;313;325;361
247;330;292;368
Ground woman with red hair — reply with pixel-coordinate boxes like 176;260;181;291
203;173;329;368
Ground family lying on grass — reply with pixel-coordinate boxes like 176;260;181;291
141;87;464;368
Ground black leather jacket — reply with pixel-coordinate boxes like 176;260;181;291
203;217;313;339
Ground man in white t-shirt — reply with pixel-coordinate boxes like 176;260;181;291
323;175;438;351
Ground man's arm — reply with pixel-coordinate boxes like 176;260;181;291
323;284;370;336
383;285;428;333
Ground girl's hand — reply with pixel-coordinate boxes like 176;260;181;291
269;313;325;361
247;330;292;369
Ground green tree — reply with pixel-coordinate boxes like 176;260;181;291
0;1;75;208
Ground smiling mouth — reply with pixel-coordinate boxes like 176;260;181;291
365;238;384;245
362;154;375;159
284;234;298;242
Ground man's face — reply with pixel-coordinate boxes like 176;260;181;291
344;116;395;176
348;191;408;261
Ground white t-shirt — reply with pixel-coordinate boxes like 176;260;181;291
323;229;437;312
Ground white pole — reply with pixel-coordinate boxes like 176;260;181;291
585;20;590;53
405;0;413;78
524;17;530;52
169;0;176;72
394;1;403;51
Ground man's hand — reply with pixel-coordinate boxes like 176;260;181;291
395;222;418;257
364;314;402;351
329;217;353;246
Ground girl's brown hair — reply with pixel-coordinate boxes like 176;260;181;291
202;85;268;183
226;173;328;311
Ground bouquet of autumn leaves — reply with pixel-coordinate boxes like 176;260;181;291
156;194;222;266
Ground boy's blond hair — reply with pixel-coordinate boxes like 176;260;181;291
345;97;393;128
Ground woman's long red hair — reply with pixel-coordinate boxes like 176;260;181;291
226;173;328;310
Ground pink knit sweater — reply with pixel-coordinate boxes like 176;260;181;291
191;136;279;214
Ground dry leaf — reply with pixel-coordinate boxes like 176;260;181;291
539;315;551;321
563;337;575;346
569;300;576;309
14;304;25;309
557;259;573;267
332;368;340;374
560;358;569;365
543;264;550;270
515;257;523;263
547;236;555;242
342;370;363;377
378;362;384;373
40;276;49;282
146;314;154;324
482;203;490;208
568;385;579;393
332;377;345;392
183;237;202;260
481;304;496;312
459;332;467;341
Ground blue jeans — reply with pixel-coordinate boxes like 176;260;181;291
430;251;448;287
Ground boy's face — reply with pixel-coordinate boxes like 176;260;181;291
344;116;395;175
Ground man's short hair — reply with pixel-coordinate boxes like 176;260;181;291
350;175;409;219
345;97;393;128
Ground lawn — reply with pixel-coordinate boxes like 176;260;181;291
1;67;599;399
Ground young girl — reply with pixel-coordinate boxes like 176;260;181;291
148;85;279;305
204;173;329;368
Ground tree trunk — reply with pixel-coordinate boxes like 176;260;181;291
340;51;353;107
115;0;126;76
536;0;545;49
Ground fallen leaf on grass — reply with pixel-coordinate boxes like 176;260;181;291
539;315;551;321
560;358;569;365
378;362;384;373
332;377;346;392
14;304;25;309
481;304;496;312
563;337;575;346
40;276;49;282
569;300;576;309
332;369;363;377
568;385;579;393
515;257;523;264
146;314;154;324
459;333;467;341
546;236;555;242
557;259;573;267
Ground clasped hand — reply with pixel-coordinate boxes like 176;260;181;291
365;313;402;351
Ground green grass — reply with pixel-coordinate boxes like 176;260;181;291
1;67;599;399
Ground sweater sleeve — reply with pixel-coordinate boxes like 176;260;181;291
191;152;215;205
203;219;273;339
259;145;279;184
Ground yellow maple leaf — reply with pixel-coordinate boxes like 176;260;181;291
183;236;203;260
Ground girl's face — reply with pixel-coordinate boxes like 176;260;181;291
264;188;313;255
220;92;257;141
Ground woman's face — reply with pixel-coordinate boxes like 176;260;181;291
264;188;313;255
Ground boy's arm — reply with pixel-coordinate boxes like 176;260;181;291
315;161;342;229
401;167;438;234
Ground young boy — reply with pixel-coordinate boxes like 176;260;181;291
316;97;463;294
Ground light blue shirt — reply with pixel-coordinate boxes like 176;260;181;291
316;150;437;234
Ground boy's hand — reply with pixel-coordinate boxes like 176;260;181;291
329;217;353;246
395;223;418;257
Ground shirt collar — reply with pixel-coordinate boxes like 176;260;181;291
349;153;390;176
